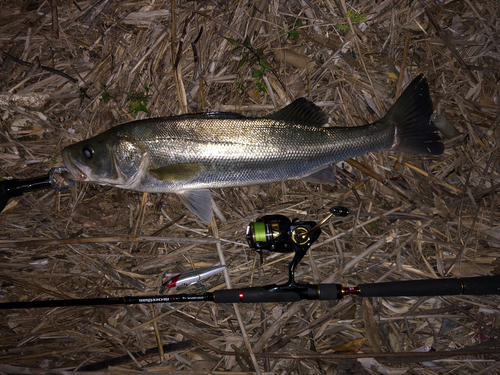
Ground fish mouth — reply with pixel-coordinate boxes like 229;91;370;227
61;148;87;181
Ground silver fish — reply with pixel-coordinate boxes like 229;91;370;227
62;75;443;222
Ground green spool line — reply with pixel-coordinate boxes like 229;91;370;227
253;222;267;242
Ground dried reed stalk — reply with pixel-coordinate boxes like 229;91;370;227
0;0;499;373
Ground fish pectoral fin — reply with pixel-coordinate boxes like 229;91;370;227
301;166;337;184
178;189;213;223
265;98;328;127
149;163;204;181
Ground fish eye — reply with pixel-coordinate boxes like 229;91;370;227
82;146;94;159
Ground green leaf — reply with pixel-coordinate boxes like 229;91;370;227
259;59;272;70
237;55;248;71
231;46;244;54
129;102;138;114
336;22;349;31
343;10;366;25
243;36;251;47
237;59;245;71
101;92;111;103
279;23;286;36
252;69;261;78
236;82;245;91
295;19;303;28
129;101;149;115
226;37;240;46
249;56;257;66
256;82;267;93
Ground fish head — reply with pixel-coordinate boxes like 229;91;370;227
61;131;149;188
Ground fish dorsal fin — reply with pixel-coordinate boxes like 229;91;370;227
174;112;245;120
178;189;213;223
265;98;328;127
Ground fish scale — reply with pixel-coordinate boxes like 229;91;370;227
62;75;444;222
131;119;390;189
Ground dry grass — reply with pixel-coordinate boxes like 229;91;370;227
1;0;499;373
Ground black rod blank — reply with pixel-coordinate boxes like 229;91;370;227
0;294;214;310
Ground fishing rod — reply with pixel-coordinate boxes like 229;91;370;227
1;206;499;309
0;167;74;212
0;276;497;309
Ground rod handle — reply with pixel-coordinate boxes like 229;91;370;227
318;283;344;300
0;176;51;212
359;276;500;297
0;176;51;197
214;284;343;303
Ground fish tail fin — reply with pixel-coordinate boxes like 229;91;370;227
382;74;444;155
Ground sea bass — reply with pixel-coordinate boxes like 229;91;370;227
62;75;443;223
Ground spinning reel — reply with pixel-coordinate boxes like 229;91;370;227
246;206;349;293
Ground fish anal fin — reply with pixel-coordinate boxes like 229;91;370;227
150;163;203;181
266;98;328;127
178;189;212;223
302;166;337;184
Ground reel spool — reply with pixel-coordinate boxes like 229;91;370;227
246;215;293;253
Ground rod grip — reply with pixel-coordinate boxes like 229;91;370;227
460;276;500;295
359;276;500;297
215;287;302;303
318;284;343;300
214;284;343;303
0;176;51;198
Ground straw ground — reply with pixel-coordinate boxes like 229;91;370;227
0;0;499;373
